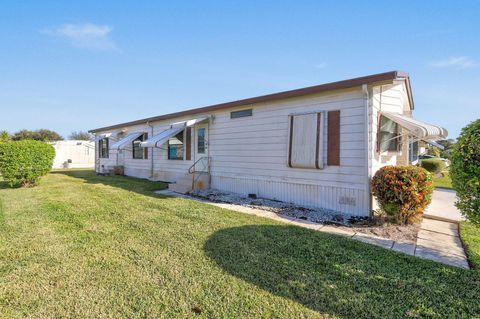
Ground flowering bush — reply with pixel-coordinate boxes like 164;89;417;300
371;166;434;225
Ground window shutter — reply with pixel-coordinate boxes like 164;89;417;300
105;138;109;158
327;110;340;166
185;127;192;160
143;133;148;159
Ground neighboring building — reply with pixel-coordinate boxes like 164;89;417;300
89;71;447;216
50;140;95;168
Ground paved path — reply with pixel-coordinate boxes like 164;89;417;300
424;189;464;222
155;189;470;269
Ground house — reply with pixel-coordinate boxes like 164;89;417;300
50;140;95;169
89;71;447;216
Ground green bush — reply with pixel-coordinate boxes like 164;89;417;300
420;159;445;174
371;165;434;225
450;119;480;224
0;140;55;187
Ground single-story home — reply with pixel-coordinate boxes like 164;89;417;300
50;140;95;169
89;71;447;216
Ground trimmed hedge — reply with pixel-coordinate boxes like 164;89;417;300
450;119;480;224
0;140;55;187
371;165;434;225
420;159;445;174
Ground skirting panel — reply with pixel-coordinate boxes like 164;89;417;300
211;175;368;216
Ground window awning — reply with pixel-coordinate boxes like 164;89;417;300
141;116;210;148
97;133;112;138
140;127;183;148
381;112;448;140
110;132;144;150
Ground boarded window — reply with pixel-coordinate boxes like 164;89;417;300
132;133;148;159
327;110;340;165
168;131;184;160
378;115;399;152
288;112;323;169
231;109;252;119
99;138;109;158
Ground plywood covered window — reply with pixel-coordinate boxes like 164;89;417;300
288;112;323;169
99;138;109;158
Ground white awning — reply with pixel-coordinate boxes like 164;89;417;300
110;132;144;150
141;116;210;148
170;116;209;128
381;112;448;140
140;127;183;148
97;133;112;138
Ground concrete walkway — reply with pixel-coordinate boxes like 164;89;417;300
424;189;464;222
155;189;470;269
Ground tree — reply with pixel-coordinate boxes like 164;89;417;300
427;146;441;157
69;131;93;140
0;130;10;142
12;129;63;142
436;139;456;159
450;119;480;224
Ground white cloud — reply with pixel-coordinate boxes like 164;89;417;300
41;23;117;51
314;62;327;69
429;56;477;69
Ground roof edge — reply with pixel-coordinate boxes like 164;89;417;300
89;70;410;133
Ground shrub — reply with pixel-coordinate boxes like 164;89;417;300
0;140;55;187
371;165;434;225
420;159;445;174
450;119;480;224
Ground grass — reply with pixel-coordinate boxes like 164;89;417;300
0;170;479;318
460;222;480;270
433;171;453;189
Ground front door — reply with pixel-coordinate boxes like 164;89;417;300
194;124;208;171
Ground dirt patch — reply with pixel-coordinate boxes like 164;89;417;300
190;189;420;243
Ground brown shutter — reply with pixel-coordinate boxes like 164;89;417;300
185;127;191;161
143;133;148;159
327;111;340;166
106;138;109;158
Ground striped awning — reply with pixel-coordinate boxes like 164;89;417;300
381;112;448;140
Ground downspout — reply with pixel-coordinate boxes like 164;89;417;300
362;84;372;217
147;121;154;179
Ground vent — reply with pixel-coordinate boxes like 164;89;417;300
231;109;252;119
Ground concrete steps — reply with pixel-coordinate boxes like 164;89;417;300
168;172;210;194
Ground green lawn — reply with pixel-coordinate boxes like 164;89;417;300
0;170;479;318
433;171;453;189
460;222;480;270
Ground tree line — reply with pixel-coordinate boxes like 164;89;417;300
0;129;93;142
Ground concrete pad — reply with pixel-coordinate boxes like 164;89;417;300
417;230;463;247
392;242;416;255
416;238;466;256
415;246;469;269
424;189;464;222
320;225;355;237
352;233;394;249
420;218;458;237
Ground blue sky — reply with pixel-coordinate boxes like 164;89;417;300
1;1;478;139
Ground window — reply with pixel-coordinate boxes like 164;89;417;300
197;128;206;154
378;115;399;152
288;112;323;169
99;138;109;158
231;109;252;119
168;131;184;160
132;133;148;159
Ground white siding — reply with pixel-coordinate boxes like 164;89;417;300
94;87;370;215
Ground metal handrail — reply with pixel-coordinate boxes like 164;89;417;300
188;156;211;174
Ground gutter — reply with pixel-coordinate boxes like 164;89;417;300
362;84;372;217
147;121;154;179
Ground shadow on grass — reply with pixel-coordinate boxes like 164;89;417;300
204;224;480;319
50;169;168;198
